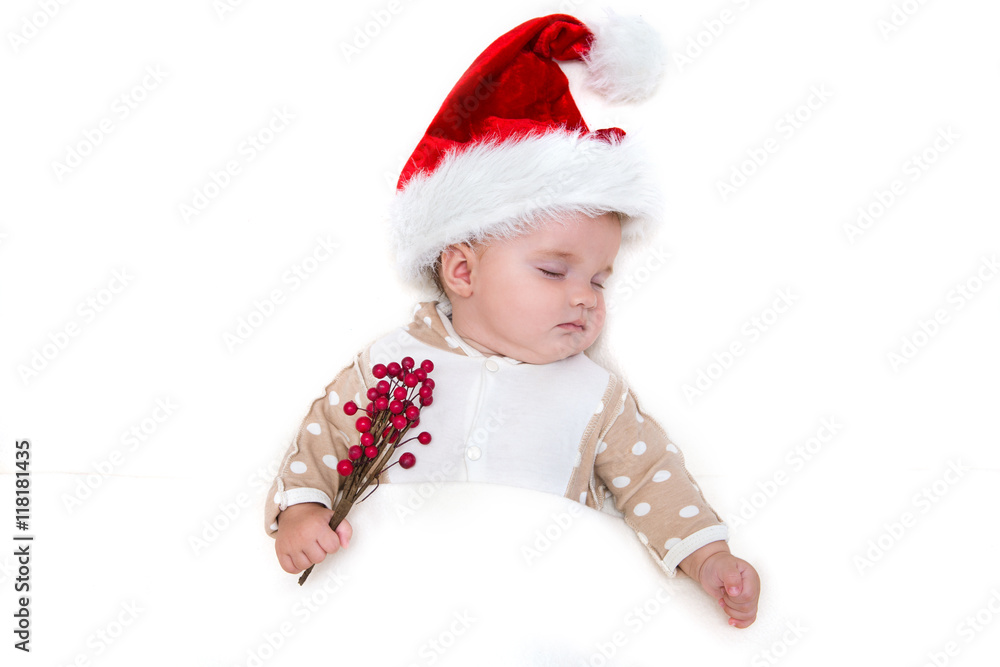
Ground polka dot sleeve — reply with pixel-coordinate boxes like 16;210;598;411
593;387;728;577
263;357;368;538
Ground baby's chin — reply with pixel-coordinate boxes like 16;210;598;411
527;333;601;364
481;324;602;364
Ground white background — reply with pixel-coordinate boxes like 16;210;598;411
2;0;998;665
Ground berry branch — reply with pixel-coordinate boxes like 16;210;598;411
297;356;436;585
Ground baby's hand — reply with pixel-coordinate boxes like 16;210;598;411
274;503;352;574
697;550;760;629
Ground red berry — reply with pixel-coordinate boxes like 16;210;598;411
366;387;380;401
376;380;390;395
364;445;378;459
365;402;375;415
405;405;420;420
392;415;407;430
355;416;372;432
421;359;434;373
419;385;432;399
336;460;353;476
403;373;418;388
393;387;408;401
389;400;404;414
374;396;389;410
348;445;362;460
383;426;393;438
401;356;415;370
343;401;358;416
360;432;375;446
388;431;398;443
417;431;431;445
423;378;435;390
420;395;434;406
415;369;427;381
372;364;387;379
386;362;401;377
412;418;420;427
399;452;416;469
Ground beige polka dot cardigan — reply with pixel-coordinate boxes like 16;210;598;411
264;301;728;576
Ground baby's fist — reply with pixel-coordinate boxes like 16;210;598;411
274;503;352;574
698;551;760;629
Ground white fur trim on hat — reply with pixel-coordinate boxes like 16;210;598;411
387;128;664;295
582;12;668;104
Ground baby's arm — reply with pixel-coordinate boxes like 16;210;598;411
264;356;370;572
679;541;760;629
275;503;352;574
593;385;759;626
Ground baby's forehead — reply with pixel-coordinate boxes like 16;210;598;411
472;225;620;271
487;213;621;248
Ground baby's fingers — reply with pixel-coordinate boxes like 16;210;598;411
276;540;314;574
721;567;745;599
287;549;316;574
317;528;342;555
277;550;299;575
719;597;757;628
334;518;352;548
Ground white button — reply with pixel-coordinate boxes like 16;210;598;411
485;359;499;372
466;446;482;460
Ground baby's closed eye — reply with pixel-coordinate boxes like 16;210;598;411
538;268;606;289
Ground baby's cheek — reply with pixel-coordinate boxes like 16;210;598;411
592;305;607;330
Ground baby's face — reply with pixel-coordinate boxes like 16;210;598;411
449;211;621;364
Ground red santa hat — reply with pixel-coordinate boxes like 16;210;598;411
387;11;668;295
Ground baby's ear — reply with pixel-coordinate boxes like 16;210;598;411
439;244;476;297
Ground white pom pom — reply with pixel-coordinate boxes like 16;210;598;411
582;13;668;104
